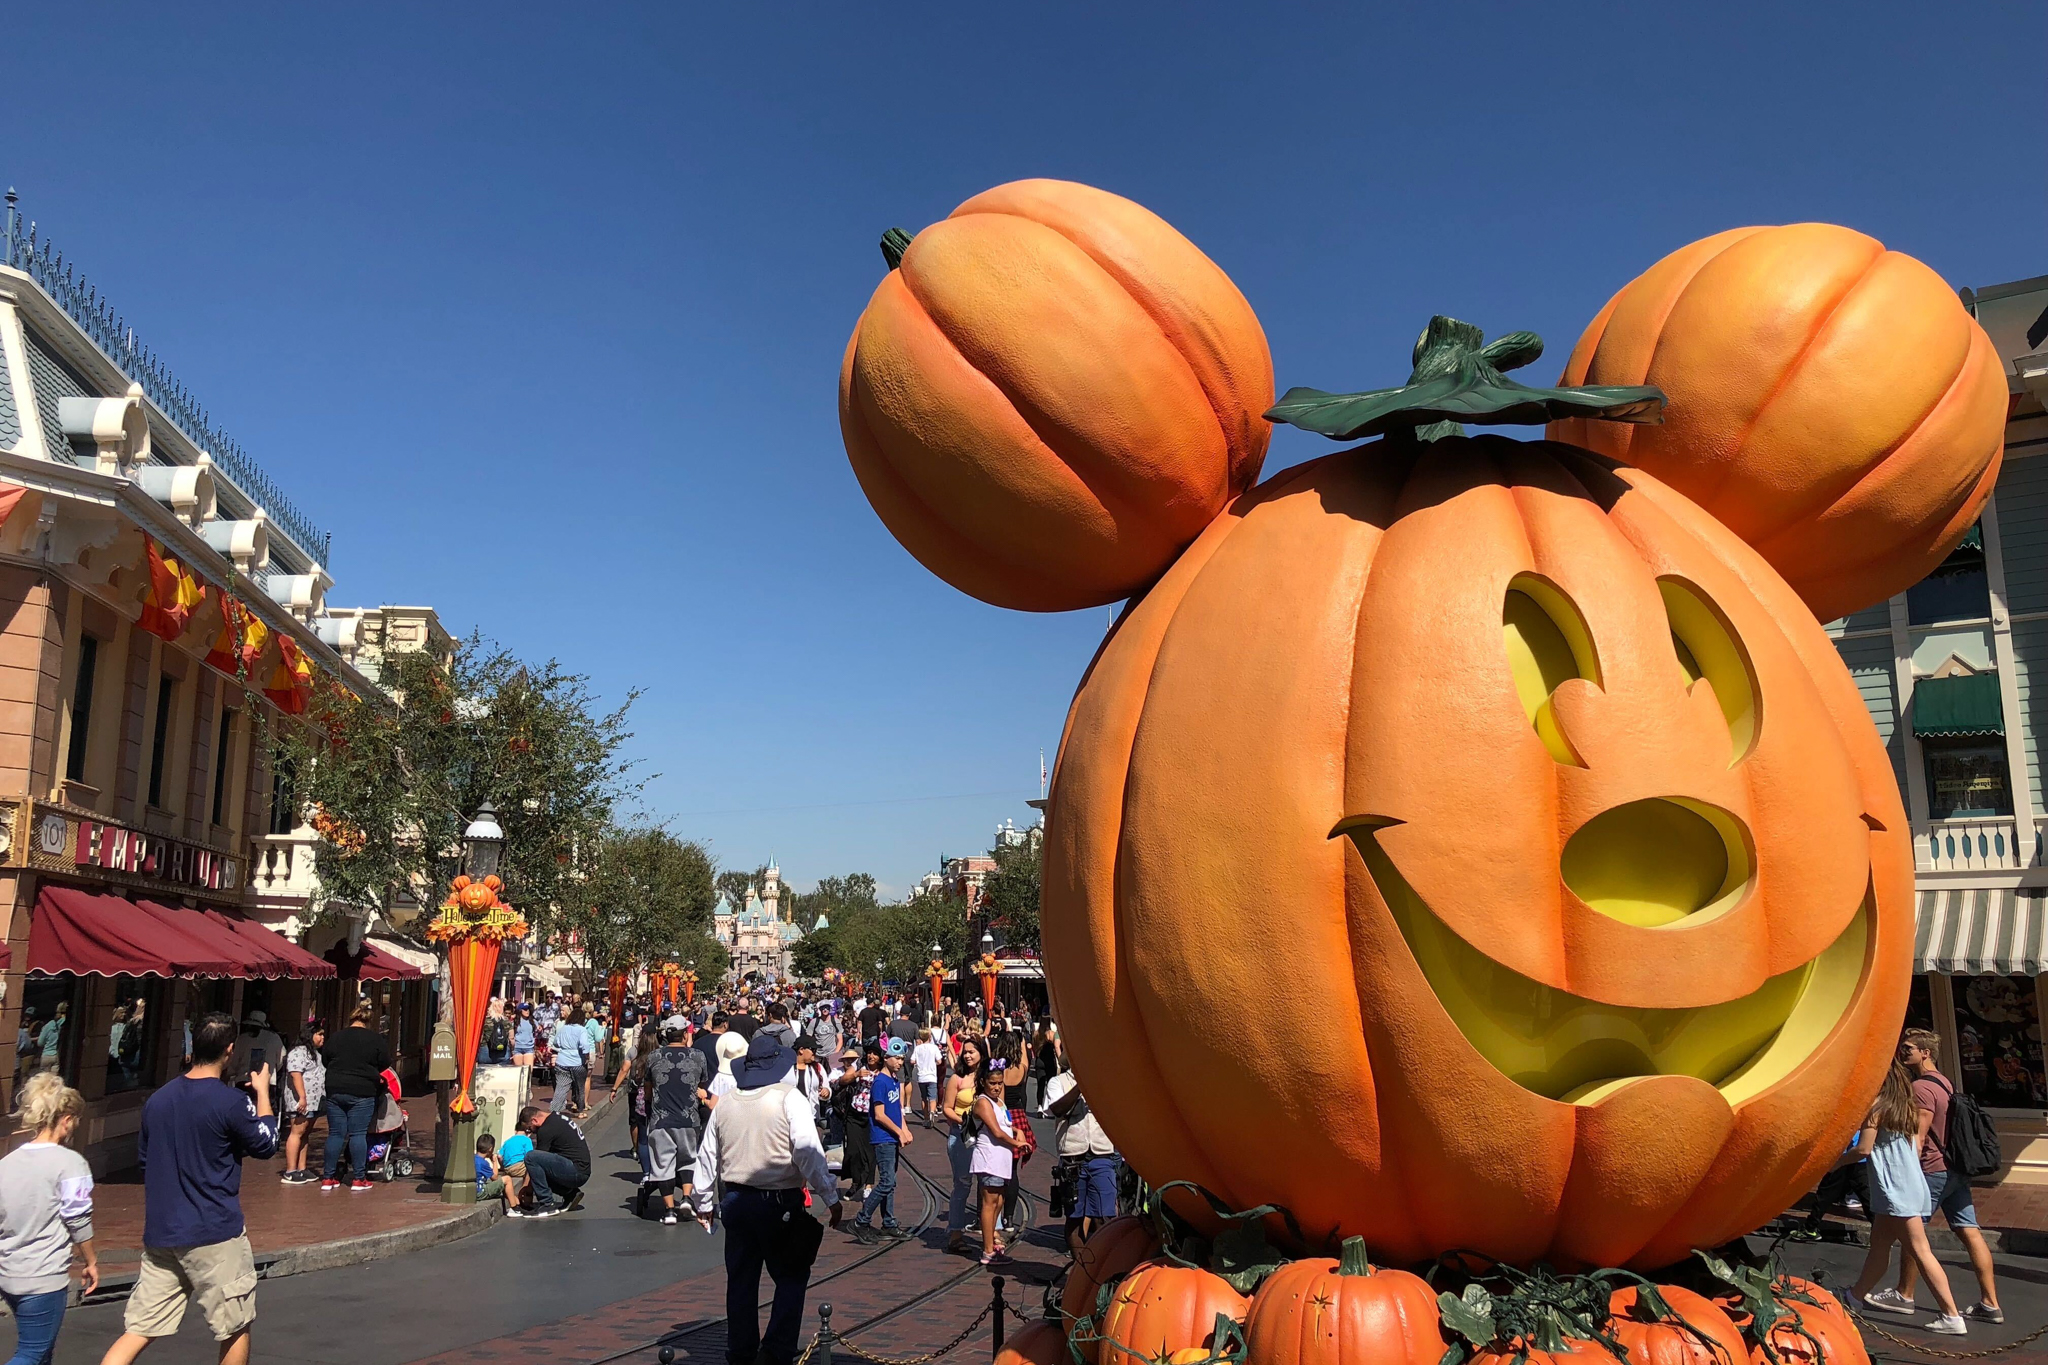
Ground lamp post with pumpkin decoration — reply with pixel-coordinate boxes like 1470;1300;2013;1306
925;943;946;1017
432;804;527;1206
682;964;698;1008
973;932;1001;1020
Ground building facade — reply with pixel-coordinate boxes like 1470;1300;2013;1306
0;196;430;1170
1829;271;2048;1181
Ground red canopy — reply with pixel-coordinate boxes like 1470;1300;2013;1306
206;912;333;978
29;888;338;980
30;887;240;978
324;940;426;981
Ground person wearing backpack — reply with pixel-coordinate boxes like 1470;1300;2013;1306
1881;1029;2002;1324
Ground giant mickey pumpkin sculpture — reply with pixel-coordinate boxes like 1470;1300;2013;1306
838;183;1990;1270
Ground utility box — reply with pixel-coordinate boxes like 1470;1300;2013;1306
473;1065;531;1150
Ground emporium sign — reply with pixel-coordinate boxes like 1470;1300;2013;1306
2;800;241;897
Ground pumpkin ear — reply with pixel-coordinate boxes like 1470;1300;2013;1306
1502;574;1600;766
1657;577;1759;765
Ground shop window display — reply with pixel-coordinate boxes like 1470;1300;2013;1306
1953;973;2047;1109
105;976;165;1093
14;976;81;1089
1905;974;1934;1035
1923;742;2014;819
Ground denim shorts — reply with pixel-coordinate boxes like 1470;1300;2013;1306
1926;1168;1980;1228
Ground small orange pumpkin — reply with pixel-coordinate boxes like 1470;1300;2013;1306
459;881;496;913
1062;1214;1163;1359
1548;223;2008;622
840;178;1272;612
1243;1237;1443;1365
996;1320;1072;1365
1608;1284;1748;1365
1099;1263;1248;1365
1745;1299;1867;1365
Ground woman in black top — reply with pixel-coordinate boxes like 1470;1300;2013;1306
320;1003;393;1190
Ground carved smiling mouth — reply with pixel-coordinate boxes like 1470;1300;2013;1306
1337;814;1870;1106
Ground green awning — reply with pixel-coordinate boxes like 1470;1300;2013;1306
1914;672;2004;738
1957;523;1984;553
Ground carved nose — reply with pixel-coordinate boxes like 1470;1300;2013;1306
1561;798;1752;928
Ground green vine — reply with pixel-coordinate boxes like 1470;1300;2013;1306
1695;1249;1825;1365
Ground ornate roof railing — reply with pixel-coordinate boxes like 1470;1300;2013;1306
2;189;332;567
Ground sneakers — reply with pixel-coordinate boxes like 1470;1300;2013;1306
661;1210;679;1226
281;1169;314;1184
850;1224;880;1245
881;1225;913;1241
1864;1289;1917;1316
319;1178;341;1192
563;1189;585;1213
350;1180;374;1193
530;1201;564;1218
1965;1303;2005;1325
1929;1315;1968;1336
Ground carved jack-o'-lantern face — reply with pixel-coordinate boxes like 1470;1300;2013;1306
1041;430;1912;1270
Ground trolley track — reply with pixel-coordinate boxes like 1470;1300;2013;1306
583;1129;1022;1365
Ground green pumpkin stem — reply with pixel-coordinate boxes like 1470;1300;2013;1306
880;227;913;271
1265;314;1666;443
1337;1236;1376;1277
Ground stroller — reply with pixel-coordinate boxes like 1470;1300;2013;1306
363;1068;416;1182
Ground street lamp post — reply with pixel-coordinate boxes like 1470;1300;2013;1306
441;803;510;1206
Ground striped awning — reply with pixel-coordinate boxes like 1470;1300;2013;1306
1916;887;2048;975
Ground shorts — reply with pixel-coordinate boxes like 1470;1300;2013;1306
478;1176;508;1201
124;1235;258;1342
978;1173;1009;1191
1926;1169;1980;1229
1078;1156;1119;1218
647;1126;702;1183
918;1082;938;1103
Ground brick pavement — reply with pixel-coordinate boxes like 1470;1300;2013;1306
409;1123;1066;1365
89;1080;596;1271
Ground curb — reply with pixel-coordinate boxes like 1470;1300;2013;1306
1768;1215;2048;1260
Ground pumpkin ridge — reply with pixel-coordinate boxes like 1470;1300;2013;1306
1724;272;1978;548
1571;228;1764;462
1702;243;1889;512
896;218;1230;539
1744;331;2003;583
843;327;1114;605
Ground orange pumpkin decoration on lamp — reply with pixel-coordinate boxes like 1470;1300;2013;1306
1039;317;1911;1268
1548;224;2008;623
840;179;1273;611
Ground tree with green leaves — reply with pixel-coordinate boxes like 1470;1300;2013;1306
982;837;1042;952
787;872;880;932
714;864;770;916
546;823;719;988
283;637;642;933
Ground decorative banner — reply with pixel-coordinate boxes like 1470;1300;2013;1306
424;873;529;1117
202;588;269;678
925;957;946;1014
607;969;628;1028
446;936;500;1117
973;951;1001;1018
138;538;203;643
682;968;697;1006
264;635;313;715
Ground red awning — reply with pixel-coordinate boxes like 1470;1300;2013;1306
30;887;241;978
203;912;336;979
324;940;426;981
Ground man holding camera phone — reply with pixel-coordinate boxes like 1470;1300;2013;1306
97;1012;279;1365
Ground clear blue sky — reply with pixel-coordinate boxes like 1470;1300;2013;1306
5;4;2040;897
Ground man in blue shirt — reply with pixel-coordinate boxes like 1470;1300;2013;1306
850;1037;912;1244
98;1012;278;1365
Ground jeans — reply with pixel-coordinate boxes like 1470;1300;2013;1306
946;1128;974;1233
524;1148;587;1207
2;1287;66;1365
323;1093;378;1180
552;1064;587;1112
721;1186;823;1365
858;1140;900;1228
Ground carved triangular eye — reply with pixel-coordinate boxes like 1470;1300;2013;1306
1503;574;1600;767
1660;577;1760;766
